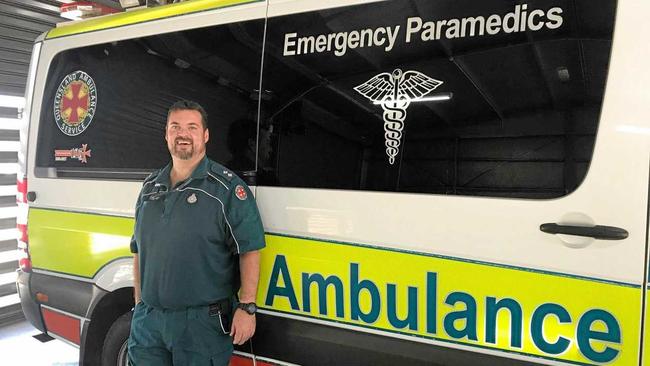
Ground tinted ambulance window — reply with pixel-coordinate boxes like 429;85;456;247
35;19;265;180
259;0;615;198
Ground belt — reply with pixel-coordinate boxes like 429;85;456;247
208;297;233;316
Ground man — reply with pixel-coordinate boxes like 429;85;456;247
128;100;265;366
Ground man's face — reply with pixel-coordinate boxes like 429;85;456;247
165;109;209;160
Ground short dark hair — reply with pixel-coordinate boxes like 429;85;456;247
167;100;208;129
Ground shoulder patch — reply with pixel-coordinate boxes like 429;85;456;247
235;185;247;200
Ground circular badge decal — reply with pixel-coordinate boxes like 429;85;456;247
53;70;97;136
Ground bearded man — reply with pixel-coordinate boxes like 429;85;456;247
128;100;265;366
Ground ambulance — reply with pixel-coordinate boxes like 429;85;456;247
15;0;650;365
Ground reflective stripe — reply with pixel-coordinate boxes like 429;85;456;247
32;268;95;283
207;172;230;190
41;304;90;323
42;306;81;345
217;312;228;334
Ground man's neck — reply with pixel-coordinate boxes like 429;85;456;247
170;154;204;187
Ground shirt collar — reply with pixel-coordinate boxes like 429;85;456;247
154;156;209;188
154;162;172;188
189;155;209;180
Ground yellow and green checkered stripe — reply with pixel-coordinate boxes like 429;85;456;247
46;0;261;39
29;208;642;365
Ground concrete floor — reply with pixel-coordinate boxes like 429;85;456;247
0;319;79;366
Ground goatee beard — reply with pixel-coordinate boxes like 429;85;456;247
177;152;193;160
173;145;194;160
173;138;194;160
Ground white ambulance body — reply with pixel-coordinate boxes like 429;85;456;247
15;0;650;365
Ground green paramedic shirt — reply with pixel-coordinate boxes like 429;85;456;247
130;157;265;309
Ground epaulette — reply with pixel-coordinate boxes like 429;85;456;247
208;161;236;183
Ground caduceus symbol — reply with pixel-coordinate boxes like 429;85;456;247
355;69;443;164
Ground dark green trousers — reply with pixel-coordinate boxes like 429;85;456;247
128;302;233;366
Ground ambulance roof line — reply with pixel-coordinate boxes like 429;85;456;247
46;0;261;40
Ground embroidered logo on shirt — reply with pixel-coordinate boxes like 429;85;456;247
187;193;197;204
235;185;247;201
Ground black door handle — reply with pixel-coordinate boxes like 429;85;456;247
540;223;628;240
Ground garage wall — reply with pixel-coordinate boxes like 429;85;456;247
0;0;62;325
0;103;21;325
0;0;63;97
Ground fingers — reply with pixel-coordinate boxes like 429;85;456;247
229;325;236;341
230;310;257;345
230;322;255;345
232;327;251;345
235;327;245;345
230;321;243;345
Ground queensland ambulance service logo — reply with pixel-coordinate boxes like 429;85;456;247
355;69;442;164
53;70;97;136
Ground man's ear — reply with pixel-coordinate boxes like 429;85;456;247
204;128;210;143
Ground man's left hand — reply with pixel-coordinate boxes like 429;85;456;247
230;308;256;345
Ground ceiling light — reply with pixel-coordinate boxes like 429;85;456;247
372;92;453;105
119;0;142;8
60;2;120;21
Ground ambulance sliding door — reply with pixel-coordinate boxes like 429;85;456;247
251;0;650;365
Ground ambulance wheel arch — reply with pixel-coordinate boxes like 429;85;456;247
101;311;131;366
82;259;135;365
94;258;134;293
81;287;134;366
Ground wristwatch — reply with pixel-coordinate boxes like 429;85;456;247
237;302;258;315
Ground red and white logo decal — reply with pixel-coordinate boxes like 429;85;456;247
54;144;92;163
235;185;247;200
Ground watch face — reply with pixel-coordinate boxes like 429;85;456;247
240;302;257;314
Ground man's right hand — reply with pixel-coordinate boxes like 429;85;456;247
133;254;141;306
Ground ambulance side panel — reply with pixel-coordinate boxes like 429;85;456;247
253;0;650;365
